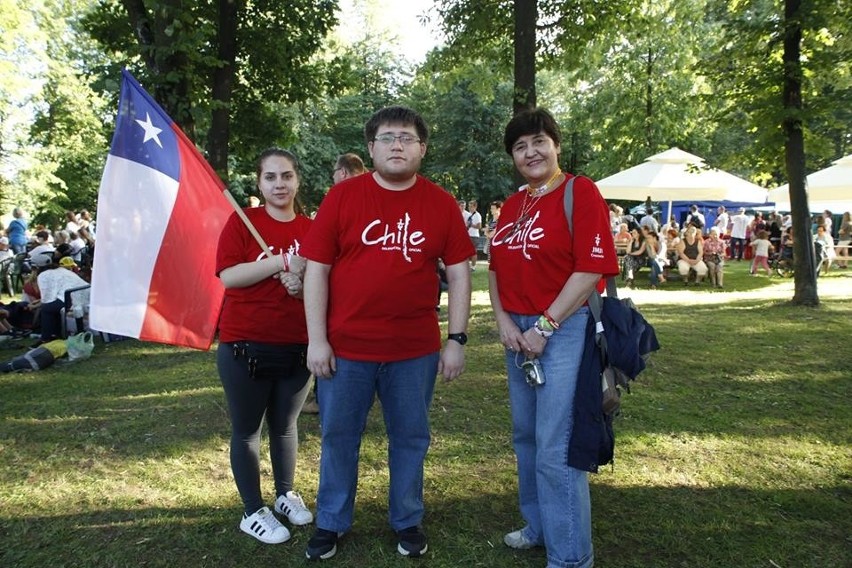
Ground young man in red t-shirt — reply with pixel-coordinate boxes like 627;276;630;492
301;106;474;561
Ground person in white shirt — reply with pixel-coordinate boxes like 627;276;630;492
28;230;56;268
729;208;751;260
714;206;730;235
822;210;834;237
64;211;80;234
0;237;13;261
68;231;87;262
685;204;706;233
465;200;482;270
35;252;89;342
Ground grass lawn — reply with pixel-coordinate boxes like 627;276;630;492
1;261;850;567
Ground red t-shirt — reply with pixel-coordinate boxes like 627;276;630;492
216;207;311;344
489;175;619;315
300;173;474;361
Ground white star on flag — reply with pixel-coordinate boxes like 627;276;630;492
135;112;163;148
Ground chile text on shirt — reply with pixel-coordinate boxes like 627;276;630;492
493;210;609;262
254;240;301;264
361;213;424;263
492;210;544;260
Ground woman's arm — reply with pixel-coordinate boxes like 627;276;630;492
522;272;601;358
488;270;529;354
218;253;288;289
304;260;335;378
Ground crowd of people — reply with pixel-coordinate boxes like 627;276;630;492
0;208;95;343
606;203;851;288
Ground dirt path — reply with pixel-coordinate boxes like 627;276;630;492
622;273;851;305
471;273;851;307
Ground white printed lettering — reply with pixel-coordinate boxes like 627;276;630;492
360;214;425;262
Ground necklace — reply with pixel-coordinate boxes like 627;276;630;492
507;171;564;237
525;170;563;197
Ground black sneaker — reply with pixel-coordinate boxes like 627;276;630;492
396;525;428;557
306;528;340;561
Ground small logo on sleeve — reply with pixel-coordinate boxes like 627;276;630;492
590;233;605;259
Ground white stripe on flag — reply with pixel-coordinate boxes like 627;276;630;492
89;155;179;337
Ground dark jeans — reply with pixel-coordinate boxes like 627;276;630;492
730;237;747;260
38;299;64;341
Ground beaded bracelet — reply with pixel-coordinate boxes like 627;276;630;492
532;320;554;339
542;309;560;330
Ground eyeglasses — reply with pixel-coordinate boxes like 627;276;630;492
373;134;421;146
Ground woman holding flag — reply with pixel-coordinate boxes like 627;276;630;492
216;148;314;544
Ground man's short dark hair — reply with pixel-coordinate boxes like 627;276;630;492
503;107;562;154
365;106;429;145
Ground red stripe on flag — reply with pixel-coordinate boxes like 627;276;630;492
138;128;231;350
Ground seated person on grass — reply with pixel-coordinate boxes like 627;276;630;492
676;226;708;284
614;223;632;254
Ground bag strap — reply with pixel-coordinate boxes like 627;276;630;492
562;176;618;353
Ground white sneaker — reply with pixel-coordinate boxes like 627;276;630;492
504;529;538;550
274;490;314;525
240;506;291;544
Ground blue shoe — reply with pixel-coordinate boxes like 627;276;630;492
396;525;428;557
306;528;342;561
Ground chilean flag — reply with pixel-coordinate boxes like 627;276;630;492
90;70;232;350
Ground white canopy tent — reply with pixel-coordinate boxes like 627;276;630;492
768;154;852;212
597;148;769;222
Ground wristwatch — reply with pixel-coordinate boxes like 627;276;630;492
447;332;468;345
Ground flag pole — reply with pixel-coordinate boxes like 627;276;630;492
221;189;296;273
222;189;272;256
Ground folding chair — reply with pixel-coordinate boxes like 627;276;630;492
60;284;91;338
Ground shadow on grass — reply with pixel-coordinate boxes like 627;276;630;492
1;483;848;568
2;287;850;567
2;295;847;459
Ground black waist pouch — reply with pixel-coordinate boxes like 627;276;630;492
233;341;307;381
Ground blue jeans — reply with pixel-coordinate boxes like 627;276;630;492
505;309;594;568
315;353;439;532
648;258;662;285
731;237;746;260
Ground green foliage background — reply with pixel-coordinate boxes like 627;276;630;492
0;0;849;225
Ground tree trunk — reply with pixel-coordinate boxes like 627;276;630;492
207;0;240;182
645;48;654;150
513;0;536;115
783;0;818;305
122;0;195;140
